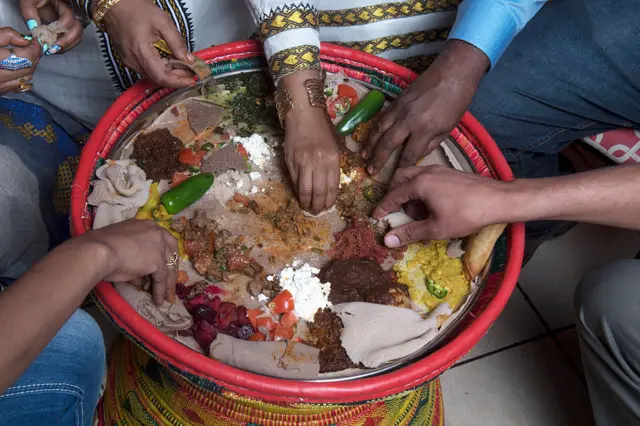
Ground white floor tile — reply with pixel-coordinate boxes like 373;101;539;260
442;336;595;426
519;224;640;328
85;305;120;353
457;288;545;363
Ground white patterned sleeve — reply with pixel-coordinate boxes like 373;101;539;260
245;1;321;85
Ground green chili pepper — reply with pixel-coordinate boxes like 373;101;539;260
427;278;448;299
201;142;214;151
336;90;385;136
160;173;214;214
188;165;201;173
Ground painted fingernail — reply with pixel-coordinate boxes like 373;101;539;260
385;235;400;248
45;44;61;55
26;19;38;30
21;34;33;41
41;43;49;54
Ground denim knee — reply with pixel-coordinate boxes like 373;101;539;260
0;310;106;426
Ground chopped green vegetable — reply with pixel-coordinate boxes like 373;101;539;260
336;90;385;136
160;173;214;214
427;278;448;299
201;142;214;151
363;184;385;203
188;165;201;173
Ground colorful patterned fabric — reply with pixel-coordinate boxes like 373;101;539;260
0;98;86;283
100;338;444;426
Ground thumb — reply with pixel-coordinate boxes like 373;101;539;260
384;219;438;248
158;24;190;62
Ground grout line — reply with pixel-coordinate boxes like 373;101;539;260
451;331;552;368
516;283;553;332
548;324;588;386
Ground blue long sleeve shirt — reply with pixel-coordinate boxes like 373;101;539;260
449;0;547;67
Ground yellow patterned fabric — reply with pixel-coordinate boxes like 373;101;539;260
334;28;449;55
394;54;438;73
0;114;57;144
52;156;80;215
100;338;445;426
319;0;459;27
268;45;321;80
260;4;319;39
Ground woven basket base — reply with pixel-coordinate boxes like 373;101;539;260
99;337;444;426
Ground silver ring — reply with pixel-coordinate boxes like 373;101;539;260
0;48;34;71
166;252;178;267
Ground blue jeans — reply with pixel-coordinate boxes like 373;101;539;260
0;310;105;426
469;0;640;237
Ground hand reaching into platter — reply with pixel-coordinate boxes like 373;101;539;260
372;165;508;246
78;219;179;306
280;70;341;214
0;27;41;95
99;0;195;88
19;0;84;55
363;40;490;175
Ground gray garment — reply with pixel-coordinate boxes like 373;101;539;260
575;259;640;426
0;145;49;279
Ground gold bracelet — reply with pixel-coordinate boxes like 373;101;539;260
93;0;126;32
274;78;326;128
274;86;294;129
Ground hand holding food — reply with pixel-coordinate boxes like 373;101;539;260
19;0;84;55
373;165;509;245
78;219;179;306
0;27;40;95
363;40;490;175
98;0;195;88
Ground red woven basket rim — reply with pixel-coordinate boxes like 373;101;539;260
71;41;524;403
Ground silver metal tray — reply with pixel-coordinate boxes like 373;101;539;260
106;69;495;382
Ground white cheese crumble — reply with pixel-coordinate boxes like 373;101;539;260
266;275;274;282
249;172;261;181
233;134;272;168
250;185;259;194
257;294;268;302
278;263;331;321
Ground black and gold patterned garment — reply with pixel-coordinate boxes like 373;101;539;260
67;0;458;93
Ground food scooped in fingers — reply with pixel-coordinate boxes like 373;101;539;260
87;70;502;380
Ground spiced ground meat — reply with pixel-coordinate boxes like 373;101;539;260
319;259;411;308
171;211;263;281
131;128;185;181
306;309;358;373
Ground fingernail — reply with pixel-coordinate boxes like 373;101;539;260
26;19;38;31
385;234;401;248
187;52;195;62
361;150;368;159
45;44;60;55
21;34;33;41
41;43;49;54
367;165;374;175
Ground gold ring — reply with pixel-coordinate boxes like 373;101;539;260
166;252;178;267
14;78;33;93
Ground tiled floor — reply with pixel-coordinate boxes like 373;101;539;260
86;223;640;425
441;224;640;426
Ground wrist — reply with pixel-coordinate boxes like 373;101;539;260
435;39;490;89
62;238;115;284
